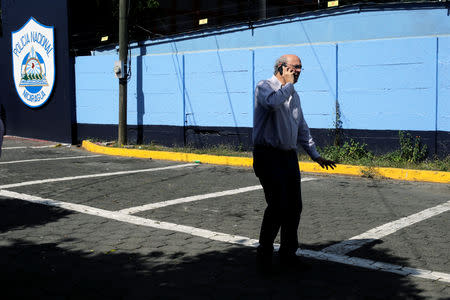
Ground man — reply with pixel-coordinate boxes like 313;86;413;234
253;54;336;272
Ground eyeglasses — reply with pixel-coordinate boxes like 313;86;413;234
286;63;303;71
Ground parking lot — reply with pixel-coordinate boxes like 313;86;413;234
0;136;449;299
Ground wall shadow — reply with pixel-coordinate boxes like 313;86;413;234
136;44;147;144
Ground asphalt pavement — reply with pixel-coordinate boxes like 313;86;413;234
0;136;449;299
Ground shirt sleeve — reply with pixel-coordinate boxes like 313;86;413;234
297;106;320;160
255;81;295;110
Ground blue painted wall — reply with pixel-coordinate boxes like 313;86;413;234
75;4;450;153
338;37;437;131
76;55;117;124
184;50;253;128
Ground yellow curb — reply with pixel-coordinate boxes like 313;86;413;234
82;140;253;167
82;140;450;184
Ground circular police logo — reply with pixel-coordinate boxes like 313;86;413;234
12;17;55;108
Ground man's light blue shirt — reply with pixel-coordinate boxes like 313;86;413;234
253;75;320;159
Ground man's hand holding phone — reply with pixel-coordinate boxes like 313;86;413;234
282;65;295;85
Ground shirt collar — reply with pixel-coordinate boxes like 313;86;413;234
269;75;282;90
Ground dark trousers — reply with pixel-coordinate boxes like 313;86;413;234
253;145;302;258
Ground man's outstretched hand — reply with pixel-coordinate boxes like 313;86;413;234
314;157;337;170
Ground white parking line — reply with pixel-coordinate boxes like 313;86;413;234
117;177;317;214
298;249;450;282
322;200;450;255
0;163;198;189
0;155;102;165
1;189;448;283
2;144;70;150
0;189;259;247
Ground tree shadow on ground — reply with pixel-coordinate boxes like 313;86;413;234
0;237;441;300
0;198;445;299
0;197;72;233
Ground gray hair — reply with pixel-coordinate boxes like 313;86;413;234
273;56;288;75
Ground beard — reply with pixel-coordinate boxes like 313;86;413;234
293;74;299;83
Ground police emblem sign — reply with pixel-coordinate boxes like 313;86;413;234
12;17;55;108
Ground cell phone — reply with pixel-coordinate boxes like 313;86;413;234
278;63;286;75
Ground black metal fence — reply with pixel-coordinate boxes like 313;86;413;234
68;0;447;56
